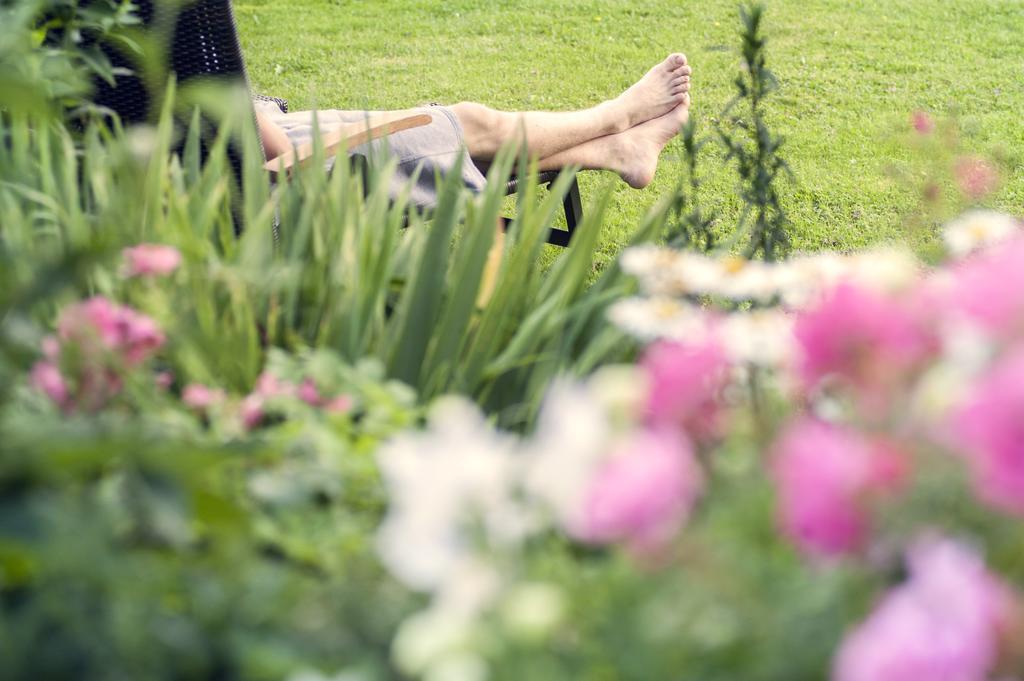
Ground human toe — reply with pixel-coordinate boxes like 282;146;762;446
665;53;687;70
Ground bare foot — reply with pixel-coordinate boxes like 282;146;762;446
605;54;691;133
610;95;691;189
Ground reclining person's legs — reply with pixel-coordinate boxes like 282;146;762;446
537;94;690;189
449;54;690;162
255;54;693;208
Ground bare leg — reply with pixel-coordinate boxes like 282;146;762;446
449;54;690;161
537;95;691;189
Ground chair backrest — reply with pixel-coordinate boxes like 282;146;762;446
86;0;263;217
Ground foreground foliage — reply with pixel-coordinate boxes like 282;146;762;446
3;3;1024;681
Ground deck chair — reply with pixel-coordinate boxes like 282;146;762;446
255;97;583;247
81;0;584;246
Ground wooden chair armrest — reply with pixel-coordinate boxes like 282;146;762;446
264;113;433;178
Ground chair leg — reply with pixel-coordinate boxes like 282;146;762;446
503;172;585;248
563;176;583;233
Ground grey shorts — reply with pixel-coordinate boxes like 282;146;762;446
254;101;487;211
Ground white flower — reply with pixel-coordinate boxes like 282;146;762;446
621;245;689;296
608;296;713;342
587;364;649;422
522;379;612;529
943;210;1021;259
393;609;474;676
713;257;778;302
500;582;566;639
375;397;524;591
764;253;837;308
672;252;735;295
125;125;159;164
845;248;921;293
719;310;795;367
424;653;489;681
434;558;503;620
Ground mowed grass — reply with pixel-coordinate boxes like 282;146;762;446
236;0;1024;265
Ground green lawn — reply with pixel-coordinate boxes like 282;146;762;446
236;0;1024;265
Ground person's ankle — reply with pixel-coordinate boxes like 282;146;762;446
597;99;631;135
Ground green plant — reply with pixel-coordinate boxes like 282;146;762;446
669;3;792;262
665;118;717;252
717;3;792;262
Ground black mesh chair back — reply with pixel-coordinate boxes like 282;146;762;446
85;0;262;222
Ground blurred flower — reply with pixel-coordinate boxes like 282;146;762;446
608;296;712;343
392;608;476;678
574;427;703;552
30;297;165;411
713;256;777;302
719;310;795;368
772;418;907;557
41;335;59;360
239;393;265;430
254;370;296;399
121;244;182;278
425;653;488;681
619;246;921;316
154;370;174;390
376;397;526;591
587;364;649;423
323;394;353;414
29;361;68;409
390;562;497;681
943;210;1020;259
842;248;922;294
500;582;566;640
911;110;934;134
953;347;1024;516
58;296;165;367
297;378;321;405
293;378;352;414
952;232;1024;341
125;125;159;164
833;537;1010;681
182;383;226;411
954;156;999;200
641;338;729;443
794;283;936;414
524;379;618;528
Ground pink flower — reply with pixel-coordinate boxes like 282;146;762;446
121;244;182;278
833;537;1010;681
182;383;226;411
952;234;1024;341
35;297;165;412
911;110;934;135
794;283;936;413
953;347;1024;515
574;427;703;552
155;371;174;390
76;367;123;413
772;418;907;557
239;393;265;430
297;378;321;406
41;335;60;360
58;296;122;349
30;361;69;409
955;156;998;200
641;339;729;444
323;394;353;414
57;296;165;366
254;371;295;399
